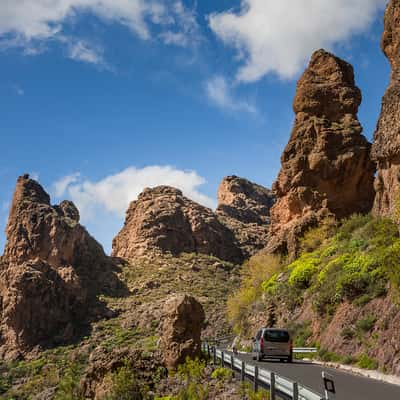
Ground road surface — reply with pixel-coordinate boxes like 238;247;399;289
230;352;400;400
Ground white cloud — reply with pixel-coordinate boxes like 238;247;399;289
159;1;200;47
209;0;387;82
0;0;200;61
53;172;80;197
66;39;105;65
53;166;216;222
205;75;257;114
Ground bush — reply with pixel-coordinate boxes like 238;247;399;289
106;360;144;400
340;327;355;340
227;254;282;335
288;254;320;289
357;354;379;370
210;367;233;381
177;358;206;382
55;362;85;400
355;315;376;333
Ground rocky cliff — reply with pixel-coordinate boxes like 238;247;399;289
372;0;400;217
112;186;243;263
0;174;121;359
216;176;274;258
267;49;375;257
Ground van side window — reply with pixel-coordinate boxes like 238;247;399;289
256;330;262;340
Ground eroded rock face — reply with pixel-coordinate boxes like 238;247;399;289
160;294;205;369
0;174;120;358
112;186;243;263
372;0;400;217
267;50;375;257
216;176;274;258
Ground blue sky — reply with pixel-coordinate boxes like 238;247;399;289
0;0;391;253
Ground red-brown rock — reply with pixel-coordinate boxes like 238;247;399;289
160;294;205;369
216;176;274;258
0;174;121;359
267;50;375;257
112;186;243;263
372;0;400;217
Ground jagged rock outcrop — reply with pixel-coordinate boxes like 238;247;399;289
0;174;121;359
112;186;243;263
216;176;275;257
267;49;375;257
160;294;205;369
372;0;400;217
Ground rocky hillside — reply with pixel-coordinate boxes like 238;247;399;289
216;175;275;258
0;177;245;399
266;49;375;259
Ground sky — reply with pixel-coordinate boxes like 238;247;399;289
0;0;391;253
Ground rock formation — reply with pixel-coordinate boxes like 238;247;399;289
372;0;400;217
112;186;243;263
216;176;274;257
0;174;120;359
160;294;205;369
267;49;375;257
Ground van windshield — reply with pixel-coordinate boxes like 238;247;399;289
264;330;290;343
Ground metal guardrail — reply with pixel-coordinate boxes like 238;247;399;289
293;347;318;354
202;343;324;400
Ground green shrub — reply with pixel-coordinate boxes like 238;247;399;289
318;349;341;362
106;360;144;400
288;254;320;289
55;362;85;400
227;254;282;335
210;367;233;381
355;315;377;333
177;358;206;382
340;327;355;340
357;354;379;370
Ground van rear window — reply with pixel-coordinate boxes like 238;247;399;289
264;330;290;343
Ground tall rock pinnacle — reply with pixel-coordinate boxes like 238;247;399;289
267;49;375;257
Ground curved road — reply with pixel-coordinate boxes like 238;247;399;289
230;352;400;400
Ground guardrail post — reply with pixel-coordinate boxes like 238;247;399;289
230;355;234;370
241;361;245;382
293;382;299;400
207;343;210;359
221;351;224;367
270;372;276;400
254;366;259;392
212;346;216;365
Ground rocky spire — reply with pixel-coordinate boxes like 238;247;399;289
267;49;375;257
0;175;121;359
372;0;400;217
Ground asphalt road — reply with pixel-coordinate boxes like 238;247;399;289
231;352;400;400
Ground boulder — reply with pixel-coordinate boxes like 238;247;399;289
372;0;400;217
112;186;243;263
216;176;275;258
267;50;375;257
160;294;205;369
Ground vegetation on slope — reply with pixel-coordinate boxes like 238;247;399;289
0;253;241;399
228;214;400;372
